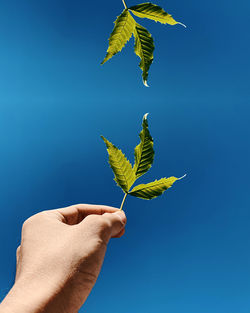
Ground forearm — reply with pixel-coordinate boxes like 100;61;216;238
0;271;93;313
0;277;69;313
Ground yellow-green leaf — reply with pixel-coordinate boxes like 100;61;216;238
101;136;135;193
133;113;154;179
101;9;136;64
129;2;186;27
133;22;154;86
129;177;179;199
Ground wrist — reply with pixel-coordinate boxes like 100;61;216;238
0;275;66;313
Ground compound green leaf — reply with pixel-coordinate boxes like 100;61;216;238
133;113;154;179
129;2;186;27
133;22;154;86
101;136;135;193
129;177;179;199
101;9;136;64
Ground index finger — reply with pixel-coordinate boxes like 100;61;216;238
52;204;119;225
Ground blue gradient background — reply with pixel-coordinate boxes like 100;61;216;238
0;0;250;312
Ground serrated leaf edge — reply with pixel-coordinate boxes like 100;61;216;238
128;174;186;199
133;113;154;178
101;135;136;193
101;9;136;65
128;3;186;28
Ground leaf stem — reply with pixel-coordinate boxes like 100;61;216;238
120;193;128;210
122;0;128;9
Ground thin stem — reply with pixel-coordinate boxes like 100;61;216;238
120;193;128;210
122;0;128;9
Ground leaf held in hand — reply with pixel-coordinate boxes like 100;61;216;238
129;177;179;199
101;9;136;64
101;136;135;193
133;22;154;86
129;2;186;27
133;113;154;178
101;114;185;209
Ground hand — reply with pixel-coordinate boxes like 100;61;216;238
0;204;127;313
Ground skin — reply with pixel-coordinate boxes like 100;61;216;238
0;204;127;313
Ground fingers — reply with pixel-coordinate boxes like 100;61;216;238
113;228;125;238
52;204;120;225
80;210;127;243
45;204;127;242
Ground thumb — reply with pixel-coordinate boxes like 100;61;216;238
81;210;127;243
103;210;127;238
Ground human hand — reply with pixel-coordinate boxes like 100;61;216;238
0;204;126;313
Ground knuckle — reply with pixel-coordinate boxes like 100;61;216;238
73;203;85;208
85;215;111;230
97;217;112;242
21;212;43;231
99;217;112;230
85;215;112;242
84;214;98;225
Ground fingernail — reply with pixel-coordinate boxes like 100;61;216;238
114;210;127;225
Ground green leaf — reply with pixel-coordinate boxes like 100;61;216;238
133;113;154;179
101;9;136;64
129;177;181;199
101;136;136;193
129;2;186;27
133;22;154;86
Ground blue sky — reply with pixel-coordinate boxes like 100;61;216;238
0;0;249;312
